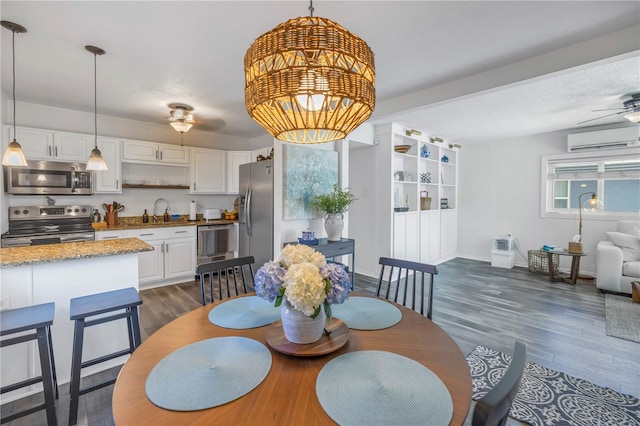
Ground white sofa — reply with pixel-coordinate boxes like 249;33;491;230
595;220;640;294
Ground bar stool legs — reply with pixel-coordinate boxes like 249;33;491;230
68;287;142;426
1;302;58;425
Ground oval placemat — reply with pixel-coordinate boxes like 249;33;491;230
330;297;402;330
316;350;453;426
208;296;280;329
145;336;271;411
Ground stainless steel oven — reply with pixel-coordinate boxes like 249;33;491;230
1;205;95;247
4;160;93;195
197;224;237;266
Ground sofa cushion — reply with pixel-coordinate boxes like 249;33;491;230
622;261;640;278
607;231;640;261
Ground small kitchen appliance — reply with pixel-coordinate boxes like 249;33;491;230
203;208;221;221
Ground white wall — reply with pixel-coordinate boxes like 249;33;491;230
457;129;635;276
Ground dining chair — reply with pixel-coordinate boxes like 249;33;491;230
376;257;437;319
472;340;528;426
197;256;256;305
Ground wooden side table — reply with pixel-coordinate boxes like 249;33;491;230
546;251;587;285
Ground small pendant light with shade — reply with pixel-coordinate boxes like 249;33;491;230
1;21;28;167
85;45;108;171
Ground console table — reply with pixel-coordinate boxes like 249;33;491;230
546;251;587;285
285;238;355;288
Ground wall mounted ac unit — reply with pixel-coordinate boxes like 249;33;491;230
567;127;640;152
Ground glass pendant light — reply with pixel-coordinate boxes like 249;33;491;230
85;45;108;171
1;21;28;167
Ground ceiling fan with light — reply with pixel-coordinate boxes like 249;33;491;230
578;93;640;125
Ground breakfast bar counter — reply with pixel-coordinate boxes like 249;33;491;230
0;238;153;403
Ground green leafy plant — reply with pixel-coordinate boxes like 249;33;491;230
309;184;357;215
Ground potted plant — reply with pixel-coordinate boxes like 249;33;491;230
309;184;357;241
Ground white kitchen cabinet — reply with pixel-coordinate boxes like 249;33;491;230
122;139;190;166
226;151;251;194
393;212;419;262
94;230;125;240
419;210;441;263
94;137;122;193
6;126;90;162
125;226;196;287
190;147;226;194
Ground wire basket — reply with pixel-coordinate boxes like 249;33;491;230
528;250;559;274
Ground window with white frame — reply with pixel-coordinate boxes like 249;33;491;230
542;150;640;219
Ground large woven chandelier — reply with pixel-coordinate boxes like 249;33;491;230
244;1;375;144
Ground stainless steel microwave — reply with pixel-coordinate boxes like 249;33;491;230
4;160;94;195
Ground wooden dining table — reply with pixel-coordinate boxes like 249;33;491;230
112;293;472;425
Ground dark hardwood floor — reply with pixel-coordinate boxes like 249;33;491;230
2;258;638;425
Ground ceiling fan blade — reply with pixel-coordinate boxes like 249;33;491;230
591;108;627;112
577;111;625;125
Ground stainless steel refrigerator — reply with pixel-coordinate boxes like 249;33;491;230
238;160;274;268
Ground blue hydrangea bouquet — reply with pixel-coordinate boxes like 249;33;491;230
254;244;351;319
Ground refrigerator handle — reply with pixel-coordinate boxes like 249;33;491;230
245;186;252;237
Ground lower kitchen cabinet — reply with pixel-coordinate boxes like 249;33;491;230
95;226;196;288
393;212;419;262
127;227;196;287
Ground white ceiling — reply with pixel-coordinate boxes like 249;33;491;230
1;1;639;144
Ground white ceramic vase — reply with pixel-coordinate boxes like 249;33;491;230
280;299;326;344
324;213;344;242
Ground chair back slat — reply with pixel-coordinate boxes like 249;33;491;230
376;257;438;319
196;256;256;305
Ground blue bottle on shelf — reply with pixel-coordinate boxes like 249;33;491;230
441;155;449;163
421;144;430;158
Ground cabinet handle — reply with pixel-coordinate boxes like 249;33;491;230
54;146;58;157
160;151;163;161
165;243;168;253
193;183;197;191
140;233;154;236
48;146;52;156
116;179;119;189
155;150;159;160
174;230;187;234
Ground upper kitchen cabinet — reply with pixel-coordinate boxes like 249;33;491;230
190;147;226;194
122;139;190;166
6;126;90;162
226;151;251;194
94;137;122;193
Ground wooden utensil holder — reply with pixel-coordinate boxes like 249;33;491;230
105;212;118;227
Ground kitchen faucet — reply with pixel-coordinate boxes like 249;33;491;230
153;198;171;223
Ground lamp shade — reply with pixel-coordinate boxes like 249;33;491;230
86;146;108;171
2;140;28;166
245;16;375;144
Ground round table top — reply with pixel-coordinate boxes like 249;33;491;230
112;293;472;425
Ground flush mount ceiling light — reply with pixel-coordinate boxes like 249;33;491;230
1;21;28;167
85;45;108;171
244;0;375;144
168;103;195;133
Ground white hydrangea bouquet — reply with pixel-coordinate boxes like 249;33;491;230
254;244;351;319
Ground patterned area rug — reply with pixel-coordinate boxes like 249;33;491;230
467;346;640;426
605;294;640;343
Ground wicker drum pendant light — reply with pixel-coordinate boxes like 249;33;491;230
244;1;375;144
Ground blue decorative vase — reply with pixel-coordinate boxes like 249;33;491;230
421;144;430;158
441;155;449;163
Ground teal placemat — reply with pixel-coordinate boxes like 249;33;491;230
316;351;453;426
330;297;402;330
145;336;271;411
208;296;280;329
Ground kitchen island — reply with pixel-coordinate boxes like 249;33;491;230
0;238;153;402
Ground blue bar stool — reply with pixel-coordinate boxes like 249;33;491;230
68;287;142;426
1;302;58;425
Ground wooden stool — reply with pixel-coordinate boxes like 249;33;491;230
1;302;58;425
68;287;142;426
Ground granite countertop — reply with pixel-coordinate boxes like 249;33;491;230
96;216;238;232
0;238;154;269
